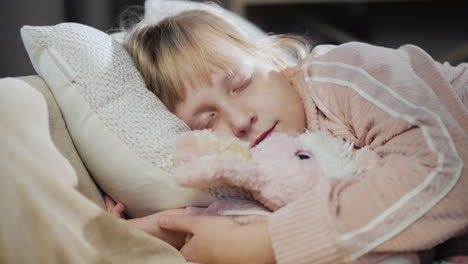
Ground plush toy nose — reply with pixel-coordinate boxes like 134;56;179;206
295;150;313;160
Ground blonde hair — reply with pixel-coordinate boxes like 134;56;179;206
124;9;311;111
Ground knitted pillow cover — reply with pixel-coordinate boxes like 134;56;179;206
20;23;217;217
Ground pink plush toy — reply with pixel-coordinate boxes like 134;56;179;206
173;132;463;264
173;129;380;211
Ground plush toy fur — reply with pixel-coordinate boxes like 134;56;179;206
173;130;380;211
173;132;444;264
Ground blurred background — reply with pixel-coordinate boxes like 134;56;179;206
1;0;467;78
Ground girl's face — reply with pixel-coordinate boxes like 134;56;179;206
174;37;306;147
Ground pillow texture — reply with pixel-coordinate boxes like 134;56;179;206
20;23;216;217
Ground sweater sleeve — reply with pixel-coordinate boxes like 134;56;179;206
267;43;466;264
439;61;468;109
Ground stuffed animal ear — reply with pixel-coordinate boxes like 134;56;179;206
174;155;257;190
173;131;212;163
173;130;251;163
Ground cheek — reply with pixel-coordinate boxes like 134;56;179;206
245;72;305;126
209;124;233;137
272;83;305;119
254;78;291;106
269;74;300;105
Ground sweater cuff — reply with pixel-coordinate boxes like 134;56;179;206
267;189;345;264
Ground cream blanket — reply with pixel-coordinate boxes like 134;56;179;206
0;78;193;264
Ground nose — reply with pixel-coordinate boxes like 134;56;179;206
229;106;257;138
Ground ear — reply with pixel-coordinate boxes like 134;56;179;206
173;130;251;163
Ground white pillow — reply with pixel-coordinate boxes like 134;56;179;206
143;0;265;39
111;0;266;43
20;23;216;217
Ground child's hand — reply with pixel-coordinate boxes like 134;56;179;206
159;215;275;264
126;209;187;249
105;195;126;219
104;195;187;249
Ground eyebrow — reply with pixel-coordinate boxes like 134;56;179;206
223;67;239;87
184;70;231;127
186;66;240;123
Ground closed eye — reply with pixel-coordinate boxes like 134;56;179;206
232;74;252;94
197;112;216;129
295;150;313;160
206;112;217;129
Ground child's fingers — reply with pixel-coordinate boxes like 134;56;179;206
159;215;201;233
105;195;125;218
110;202;125;218
115;202;125;213
104;195;115;213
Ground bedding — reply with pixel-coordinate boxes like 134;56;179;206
0;77;193;264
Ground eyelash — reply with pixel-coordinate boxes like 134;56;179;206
203;112;216;129
199;75;252;129
233;76;251;94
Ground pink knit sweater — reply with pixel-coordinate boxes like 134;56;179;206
267;42;468;264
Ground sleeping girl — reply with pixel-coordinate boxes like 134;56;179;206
107;5;468;264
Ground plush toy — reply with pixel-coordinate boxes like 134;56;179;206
173;129;380;211
173;133;460;264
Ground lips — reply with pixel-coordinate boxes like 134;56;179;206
252;122;277;148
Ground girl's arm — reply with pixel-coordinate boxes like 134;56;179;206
158;215;275;264
268;42;467;264
104;196;187;249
